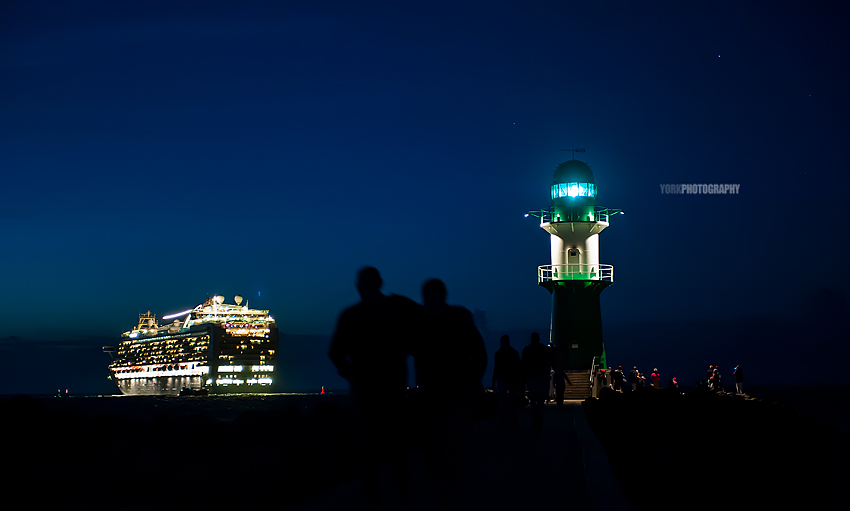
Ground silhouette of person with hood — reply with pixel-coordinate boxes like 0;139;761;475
522;332;551;429
328;266;420;504
492;334;522;428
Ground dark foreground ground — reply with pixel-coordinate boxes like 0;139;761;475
584;387;849;510
2;393;358;509
2;388;845;510
1;392;618;510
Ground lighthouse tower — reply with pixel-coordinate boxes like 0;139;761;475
527;158;622;371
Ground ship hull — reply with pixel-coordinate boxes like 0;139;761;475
114;375;206;396
110;374;274;395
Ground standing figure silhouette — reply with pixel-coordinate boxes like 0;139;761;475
522;332;551;429
328;266;421;506
492;334;522;428
413;278;487;504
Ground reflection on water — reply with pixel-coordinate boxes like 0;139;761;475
28;392;352;424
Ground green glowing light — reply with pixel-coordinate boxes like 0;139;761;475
551;182;596;199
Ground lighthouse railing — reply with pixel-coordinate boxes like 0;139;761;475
538;264;614;283
526;207;623;223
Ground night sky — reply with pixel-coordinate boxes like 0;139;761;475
2;1;848;394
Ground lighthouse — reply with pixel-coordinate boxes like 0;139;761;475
527;158;622;371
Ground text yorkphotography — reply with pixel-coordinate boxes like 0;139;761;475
660;183;741;195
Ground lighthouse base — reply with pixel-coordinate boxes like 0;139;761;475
541;280;610;371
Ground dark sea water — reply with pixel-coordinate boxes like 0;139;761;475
8;391;349;417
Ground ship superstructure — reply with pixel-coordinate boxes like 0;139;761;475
104;295;278;395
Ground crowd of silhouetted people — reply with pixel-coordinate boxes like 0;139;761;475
594;363;746;396
594;365;678;393
693;364;745;393
490;331;564;429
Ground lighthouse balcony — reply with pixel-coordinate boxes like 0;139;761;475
525;206;623;223
538;264;613;283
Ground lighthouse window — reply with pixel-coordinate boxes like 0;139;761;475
552;183;566;199
551;182;596;199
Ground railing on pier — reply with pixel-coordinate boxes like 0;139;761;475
590;356;600;398
538;264;613;283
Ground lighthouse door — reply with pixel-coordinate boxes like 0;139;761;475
568;248;580;277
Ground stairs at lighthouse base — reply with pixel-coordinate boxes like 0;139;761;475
562;370;593;400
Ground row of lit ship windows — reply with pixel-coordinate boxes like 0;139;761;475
218;351;274;359
121;343;206;352
120;339;267;357
217;365;274;372
112;363;204;373
120;344;209;355
118;348;207;356
112;364;274;373
121;336;269;353
124;336;209;345
211;378;273;385
119;340;208;353
121;345;207;354
115;351;208;362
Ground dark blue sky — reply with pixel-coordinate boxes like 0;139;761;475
1;1;848;392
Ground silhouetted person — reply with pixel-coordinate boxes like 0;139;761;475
492;334;522;428
595;368;607;397
522;332;551;429
651;368;660;389
328;266;420;504
706;364;714;387
667;376;680;393
629;366;639;391
712;367;722;392
734;365;744;394
552;361;566;408
414;278;487;502
612;365;625;392
415;278;487;403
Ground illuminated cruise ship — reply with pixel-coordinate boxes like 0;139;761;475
103;295;278;395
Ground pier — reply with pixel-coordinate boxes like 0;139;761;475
295;400;629;510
